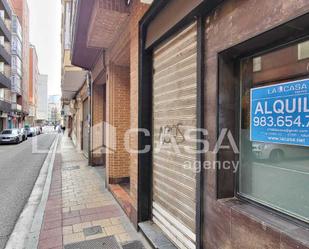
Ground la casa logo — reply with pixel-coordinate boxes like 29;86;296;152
268;83;308;94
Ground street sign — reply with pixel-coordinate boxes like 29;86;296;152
250;78;309;147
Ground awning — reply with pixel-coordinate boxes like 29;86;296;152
61;70;87;100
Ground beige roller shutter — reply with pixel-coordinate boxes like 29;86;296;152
152;22;197;249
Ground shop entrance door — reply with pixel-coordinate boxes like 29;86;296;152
82;98;89;157
152;22;197;249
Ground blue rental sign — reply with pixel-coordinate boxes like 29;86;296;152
250;79;309;147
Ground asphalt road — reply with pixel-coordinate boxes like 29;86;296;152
0;132;57;249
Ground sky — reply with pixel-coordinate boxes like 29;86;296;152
27;0;61;96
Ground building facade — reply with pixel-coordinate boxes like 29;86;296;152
61;0;88;155
10;0;30;123
26;44;38;125
66;1;309;249
48;95;61;124
10;14;22;128
0;0;12;131
36;74;48;123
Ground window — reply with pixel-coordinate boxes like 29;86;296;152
12;36;22;57
12;56;22;76
0;62;4;74
0;10;4;21
0;89;4;100
0;36;4;47
64;2;72;49
12;16;22;40
239;39;309;223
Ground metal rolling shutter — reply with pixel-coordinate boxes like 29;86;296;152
152;22;197;249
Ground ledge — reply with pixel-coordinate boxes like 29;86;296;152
139;221;177;249
0;72;10;88
220;198;309;248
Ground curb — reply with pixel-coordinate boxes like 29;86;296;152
5;135;60;249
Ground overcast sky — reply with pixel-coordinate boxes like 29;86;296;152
27;0;61;96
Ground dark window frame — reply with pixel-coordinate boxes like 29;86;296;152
217;12;309;228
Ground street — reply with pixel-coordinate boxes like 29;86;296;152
0;132;57;249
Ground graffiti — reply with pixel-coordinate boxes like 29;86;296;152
159;123;185;145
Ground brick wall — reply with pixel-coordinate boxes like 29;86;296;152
107;63;130;182
92;84;105;165
129;1;150;210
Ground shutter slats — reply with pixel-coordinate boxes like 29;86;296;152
152;22;197;249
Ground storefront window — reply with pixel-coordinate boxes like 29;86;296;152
239;39;309;223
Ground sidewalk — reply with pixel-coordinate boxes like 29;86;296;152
37;135;150;249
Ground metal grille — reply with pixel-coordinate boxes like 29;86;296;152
122;241;145;249
83;226;103;236
64;236;121;249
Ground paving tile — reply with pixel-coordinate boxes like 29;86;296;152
116;233;132;243
85;232;108;240
63;210;80;219
40;227;62;240
39;136;151;249
72;222;92;233
63;232;85;245
91;219;112;228
110;217;122;225
63;226;73;235
70;204;86;211
43;220;61;230
63;216;81;226
38;235;63;249
104;225;126;236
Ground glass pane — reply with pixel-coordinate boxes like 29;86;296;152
239;40;309;223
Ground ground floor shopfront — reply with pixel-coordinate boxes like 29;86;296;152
136;1;309;248
69;0;309;248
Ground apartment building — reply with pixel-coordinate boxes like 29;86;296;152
67;1;309;249
27;44;38;125
0;0;11;131
10;0;30;123
10;14;22;127
48;95;61;124
36;74;48;124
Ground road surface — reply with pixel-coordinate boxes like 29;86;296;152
0;132;57;249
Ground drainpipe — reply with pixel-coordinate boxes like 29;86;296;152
87;71;93;166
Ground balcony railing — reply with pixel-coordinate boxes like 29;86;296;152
0;71;10;88
1;0;12;20
11;75;21;95
0;98;11;112
0;43;10;64
0;16;10;42
11;103;22;112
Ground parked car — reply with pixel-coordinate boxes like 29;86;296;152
27;127;37;137
0;129;23;144
20;128;28;141
252;142;309;162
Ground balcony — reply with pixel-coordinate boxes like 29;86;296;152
0;71;10;88
0;98;10;112
0;43;10;64
11;103;22;112
0;0;12;20
0;15;10;42
11;75;21;95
